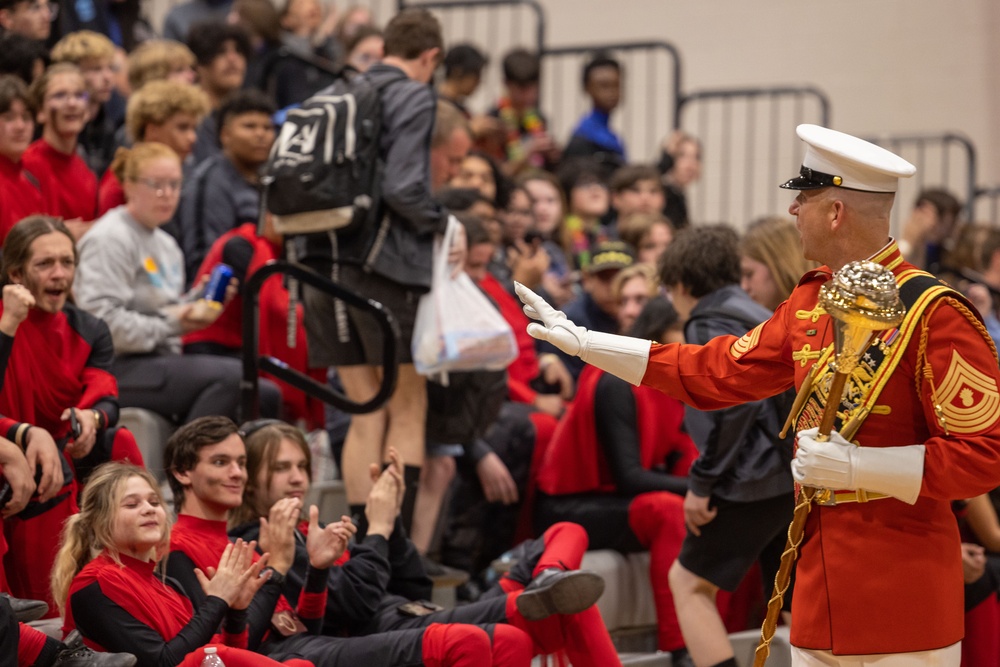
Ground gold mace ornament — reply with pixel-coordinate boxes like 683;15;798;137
753;260;904;667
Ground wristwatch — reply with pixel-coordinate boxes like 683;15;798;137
260;567;286;586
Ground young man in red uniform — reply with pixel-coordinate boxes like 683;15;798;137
516;124;1000;666
0;216;141;615
164;416;537;667
0;75;45;245
22;64;97;238
229;421;621;667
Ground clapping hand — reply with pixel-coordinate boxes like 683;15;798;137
196;539;270;610
306;507;357;569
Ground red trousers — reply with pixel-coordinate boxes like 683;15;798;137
628;491;688;651
962;595;1000;667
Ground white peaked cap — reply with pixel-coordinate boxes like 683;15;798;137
780;124;916;193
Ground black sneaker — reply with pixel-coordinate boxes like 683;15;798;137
1;593;48;623
515;568;605;621
54;631;137;667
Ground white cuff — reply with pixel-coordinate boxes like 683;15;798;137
855;444;925;505
579;332;651;386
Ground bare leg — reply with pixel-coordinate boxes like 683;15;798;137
669;560;733;667
336;365;388;506
410;455;457;554
383;364;428;469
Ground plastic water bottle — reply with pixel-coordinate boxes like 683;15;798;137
201;647;225;667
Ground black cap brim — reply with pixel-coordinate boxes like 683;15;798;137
779;165;843;190
779;175;828;190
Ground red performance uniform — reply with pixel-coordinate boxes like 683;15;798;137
21;140;98;222
96;169;125;218
0;154;46;245
535;365;697;651
182;223;323;428
167;514;531;667
641;241;1000;655
0;303;141;611
65;551;314;667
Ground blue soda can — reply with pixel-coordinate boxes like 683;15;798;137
205;263;234;305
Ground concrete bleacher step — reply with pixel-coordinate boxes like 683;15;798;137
619;652;673;666
119;407;176;484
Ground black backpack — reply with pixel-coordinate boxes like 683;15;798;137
262;69;404;237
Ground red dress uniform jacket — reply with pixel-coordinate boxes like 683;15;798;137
641;242;1000;654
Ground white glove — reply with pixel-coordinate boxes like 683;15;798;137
514;282;651;386
793;427;925;505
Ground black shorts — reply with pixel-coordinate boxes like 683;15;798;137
677;493;794;593
303;264;423;367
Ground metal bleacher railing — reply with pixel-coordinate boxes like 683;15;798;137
973;186;1000;226
240;261;400;420
399;0;546;117
862;133;978;235
677;86;831;226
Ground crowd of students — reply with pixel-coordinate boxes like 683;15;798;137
0;1;999;666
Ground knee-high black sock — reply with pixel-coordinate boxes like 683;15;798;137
709;659;737;667
32;637;62;667
400;465;422;537
348;503;368;542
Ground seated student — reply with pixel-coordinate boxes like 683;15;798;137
75;142;280;425
177;89;275;282
438;216;570;578
519;170;574;307
182;213;324;429
126;40;198;93
952;493;1000;667
437;43;487;119
186;22;252;166
533;295;697;657
557;158;613;272
543;241;633;380
98;80;210;216
164;416;536;667
52;461;302;667
609;164;666;226
22;64;98;238
563;52;625;175
0;75;46;244
611;263;659;335
485;48;558;176
50;31;124;179
230;421;620;667
617;213;672;268
0;215;142;613
0;0;54;41
0;32;48;86
655;130;701;229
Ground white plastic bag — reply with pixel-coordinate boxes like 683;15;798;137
412;216;518;380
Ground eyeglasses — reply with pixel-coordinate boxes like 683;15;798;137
46;90;89;105
136;178;182;197
25;0;58;19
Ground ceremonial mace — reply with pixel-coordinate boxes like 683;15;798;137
753;261;905;667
